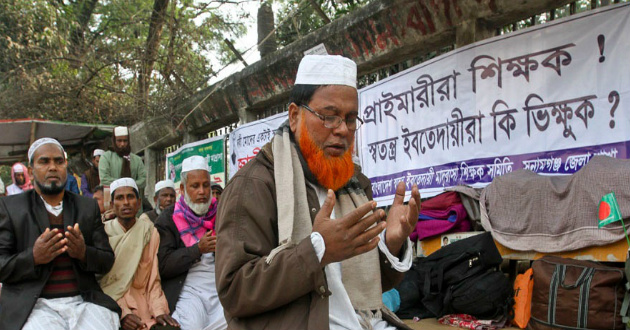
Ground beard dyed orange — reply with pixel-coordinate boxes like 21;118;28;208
298;117;355;191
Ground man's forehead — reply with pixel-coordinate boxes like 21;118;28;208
113;186;136;197
158;187;176;195
185;169;210;179
309;86;358;112
32;144;64;159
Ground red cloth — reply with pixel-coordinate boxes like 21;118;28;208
421;191;461;210
438;314;501;330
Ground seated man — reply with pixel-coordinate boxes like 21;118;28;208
6;162;32;195
142;180;176;223
0;138;120;330
99;178;179;330
211;182;223;202
215;55;420;330
81;149;104;198
156;156;225;330
93;186;115;222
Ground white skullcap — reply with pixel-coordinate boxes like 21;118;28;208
12;163;24;173
110;177;138;194
294;55;357;88
181;155;209;173
28;138;65;163
155;180;175;193
114;126;129;136
93;149;105;157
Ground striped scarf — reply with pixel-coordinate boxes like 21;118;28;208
173;195;217;247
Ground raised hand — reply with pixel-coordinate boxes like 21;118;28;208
65;223;86;262
312;189;386;266
33;228;67;265
384;182;420;256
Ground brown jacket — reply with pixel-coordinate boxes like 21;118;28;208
215;143;408;330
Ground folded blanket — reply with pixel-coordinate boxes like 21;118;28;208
411;194;470;241
480;156;630;253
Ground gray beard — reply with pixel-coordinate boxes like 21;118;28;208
184;194;212;216
155;207;162;215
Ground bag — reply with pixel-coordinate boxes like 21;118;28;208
513;268;534;328
446;268;513;319
418;232;507;317
529;256;625;330
395;258;435;319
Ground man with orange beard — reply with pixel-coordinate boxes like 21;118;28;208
216;55;420;330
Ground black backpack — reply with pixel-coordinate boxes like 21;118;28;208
395;258;436;319
415;232;512;318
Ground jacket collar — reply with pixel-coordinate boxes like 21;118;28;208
30;190;75;233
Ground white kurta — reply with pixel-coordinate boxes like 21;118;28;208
172;253;227;330
6;184;23;195
310;185;413;330
21;296;120;330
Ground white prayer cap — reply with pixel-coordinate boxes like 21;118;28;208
93;149;105;157
110;177;138;194
294;55;357;88
12;163;24;173
114;126;129;136
181;155;209;173
28;138;65;163
155;180;175;193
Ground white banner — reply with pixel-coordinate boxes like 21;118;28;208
228;112;288;179
357;4;630;206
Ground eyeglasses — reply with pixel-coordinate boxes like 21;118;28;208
300;104;363;131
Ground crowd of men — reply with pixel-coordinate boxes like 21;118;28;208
0;55;420;330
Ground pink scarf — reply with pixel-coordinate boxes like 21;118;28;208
172;196;217;247
11;163;33;191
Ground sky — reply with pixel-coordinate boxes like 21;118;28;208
206;1;264;84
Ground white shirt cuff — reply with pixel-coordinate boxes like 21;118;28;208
378;229;413;272
310;232;326;262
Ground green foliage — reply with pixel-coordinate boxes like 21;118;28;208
274;0;367;47
0;0;249;125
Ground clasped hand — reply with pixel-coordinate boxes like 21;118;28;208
33;223;86;265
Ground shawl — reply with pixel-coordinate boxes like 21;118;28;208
173;195;217;247
267;120;386;329
99;216;154;301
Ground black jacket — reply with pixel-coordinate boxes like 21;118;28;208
155;205;203;313
0;190;120;330
143;209;159;223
